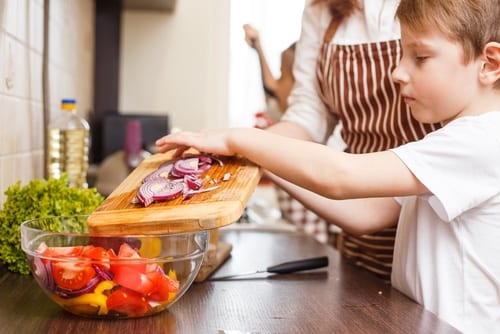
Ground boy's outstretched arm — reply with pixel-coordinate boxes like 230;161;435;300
155;128;428;200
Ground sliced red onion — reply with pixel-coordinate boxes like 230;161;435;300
198;155;212;165
186;153;224;167
54;274;103;299
205;154;224;166
93;264;113;281
184;174;203;190
152;181;183;201
137;154;223;205
137;184;155;206
183;185;221;200
143;163;173;183
172;157;202;176
33;256;55;292
138;178;184;206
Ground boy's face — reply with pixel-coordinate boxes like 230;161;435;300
392;26;481;124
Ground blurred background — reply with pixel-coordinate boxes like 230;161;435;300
0;0;304;206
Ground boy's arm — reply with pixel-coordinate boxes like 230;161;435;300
156;128;428;200
267;172;400;235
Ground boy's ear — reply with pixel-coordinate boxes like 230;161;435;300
479;42;500;85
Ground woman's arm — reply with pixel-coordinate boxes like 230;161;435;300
242;24;278;102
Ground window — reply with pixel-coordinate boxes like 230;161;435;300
229;0;305;127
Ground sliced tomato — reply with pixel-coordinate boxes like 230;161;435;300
117;243;141;257
146;271;180;302
82;245;108;260
52;261;96;290
112;266;154;295
81;245;112;270
42;246;85;259
107;288;151;317
110;243;146;274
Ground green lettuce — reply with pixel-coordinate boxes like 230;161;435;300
0;175;104;274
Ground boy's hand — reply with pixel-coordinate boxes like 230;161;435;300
155;129;236;157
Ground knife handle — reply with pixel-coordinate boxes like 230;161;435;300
266;256;329;274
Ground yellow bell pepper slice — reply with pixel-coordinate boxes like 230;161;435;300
53;280;116;316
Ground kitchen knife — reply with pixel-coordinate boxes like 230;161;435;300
209;256;329;280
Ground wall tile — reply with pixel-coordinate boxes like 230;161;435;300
0;0;94;208
0;96;31;155
29;48;42;102
28;0;43;53
0;0;18;37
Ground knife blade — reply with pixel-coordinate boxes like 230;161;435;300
209;256;329;280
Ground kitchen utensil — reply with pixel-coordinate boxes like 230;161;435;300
209;256;329;280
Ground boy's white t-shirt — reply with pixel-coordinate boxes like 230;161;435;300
390;112;500;333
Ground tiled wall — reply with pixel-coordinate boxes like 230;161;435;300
0;0;94;207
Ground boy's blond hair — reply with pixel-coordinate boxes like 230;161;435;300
396;0;500;61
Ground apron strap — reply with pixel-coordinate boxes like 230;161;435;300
323;17;342;43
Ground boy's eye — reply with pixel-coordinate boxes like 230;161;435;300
415;55;428;62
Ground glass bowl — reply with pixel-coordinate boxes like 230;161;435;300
21;215;208;318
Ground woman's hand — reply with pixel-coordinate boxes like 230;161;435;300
155;129;237;157
243;24;260;49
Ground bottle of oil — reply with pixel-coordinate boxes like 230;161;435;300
46;99;90;188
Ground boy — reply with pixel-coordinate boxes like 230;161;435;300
156;0;500;332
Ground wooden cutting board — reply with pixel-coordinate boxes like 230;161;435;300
87;152;261;235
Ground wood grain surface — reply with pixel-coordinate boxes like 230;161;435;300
0;229;460;333
87;153;261;235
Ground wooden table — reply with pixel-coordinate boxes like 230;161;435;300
0;228;459;334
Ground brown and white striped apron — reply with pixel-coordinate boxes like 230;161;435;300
317;19;439;281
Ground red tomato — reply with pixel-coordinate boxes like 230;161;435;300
81;245;108;260
52;261;96;290
107;288;152;317
117;243;141;257
112;266;154;295
42;246;85;259
110;243;146;274
146;271;180;302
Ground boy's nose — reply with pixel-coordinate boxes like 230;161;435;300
392;63;407;85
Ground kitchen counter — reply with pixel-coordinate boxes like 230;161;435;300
0;229;459;333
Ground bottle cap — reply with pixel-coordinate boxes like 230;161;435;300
61;99;77;110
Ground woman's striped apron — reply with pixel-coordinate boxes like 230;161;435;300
316;19;439;280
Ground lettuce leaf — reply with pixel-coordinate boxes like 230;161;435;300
0;175;104;274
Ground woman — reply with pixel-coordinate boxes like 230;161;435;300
243;24;296;120
266;0;440;281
